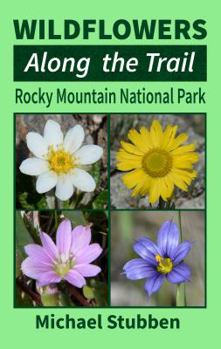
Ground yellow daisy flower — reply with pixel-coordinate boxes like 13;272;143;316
116;120;199;204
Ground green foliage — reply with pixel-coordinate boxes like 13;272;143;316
40;286;70;307
176;283;187;306
92;190;108;209
83;280;108;306
89;279;108;306
18;192;48;210
83;285;95;300
90;162;101;186
16;212;35;277
63;211;86;225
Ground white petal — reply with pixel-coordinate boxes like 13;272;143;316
43;120;63;148
75;145;103;165
36;171;58;193
26;132;48;158
55;175;74;201
19;158;49;176
71;168;96;192
63;125;85;153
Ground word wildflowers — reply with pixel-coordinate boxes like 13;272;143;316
19;120;103;201
123;220;192;297
21;219;103;288
116;120;199;204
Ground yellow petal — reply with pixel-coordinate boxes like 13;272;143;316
173;152;199;166
120;140;144;155
149;120;163;147
171;143;196;155
168;171;188;191
167;133;188;151
116;150;142;161
160;177;174;200
117;160;142;171
173;169;197;184
132;176;152;197
148;178;161;203
128;128;150;152
161;125;178;149
122;168;146;189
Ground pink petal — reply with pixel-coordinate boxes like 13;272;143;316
24;244;54;265
75;243;102;264
40;232;58;260
21;257;52;279
56;219;72;255
71;225;91;254
74;264;101;277
37;271;61;287
64;270;86;288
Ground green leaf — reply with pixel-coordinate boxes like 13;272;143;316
16;212;35;277
90;162;101;186
63;211;86;225
18;192;34;210
36;196;48;209
89;279;108;306
83;285;95;300
92;190;108;209
40;287;69;307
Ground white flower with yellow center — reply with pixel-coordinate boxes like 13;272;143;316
19;120;103;201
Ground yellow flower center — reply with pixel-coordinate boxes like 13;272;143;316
142;149;172;177
54;257;75;277
48;147;75;175
155;254;173;274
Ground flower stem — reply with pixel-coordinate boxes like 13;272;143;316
46;189;55;209
54;211;58;229
176;283;187;306
178;211;183;241
176;211;187;306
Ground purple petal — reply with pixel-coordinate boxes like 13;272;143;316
21;257;52;279
24;244;54;265
75;243;102;264
133;237;160;266
56;219;72;255
74;264;101;277
144;273;165;296
172;241;192;264
40;232;58;260
71;225;91;254
64;270;86;288
167;263;191;284
37;271;61;287
123;258;157;280
157;221;179;257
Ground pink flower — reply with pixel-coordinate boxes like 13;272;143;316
21;219;103;288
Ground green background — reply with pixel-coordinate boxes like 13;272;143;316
0;0;220;347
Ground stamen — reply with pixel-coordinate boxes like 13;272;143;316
47;146;75;175
54;255;75;277
155;254;173;274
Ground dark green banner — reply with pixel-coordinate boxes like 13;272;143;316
14;45;206;81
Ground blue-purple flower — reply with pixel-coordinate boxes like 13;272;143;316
123;220;192;296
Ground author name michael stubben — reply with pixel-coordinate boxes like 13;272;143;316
36;313;180;330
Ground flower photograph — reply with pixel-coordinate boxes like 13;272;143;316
16;114;107;209
111;211;205;307
16;210;108;307
110;114;205;209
